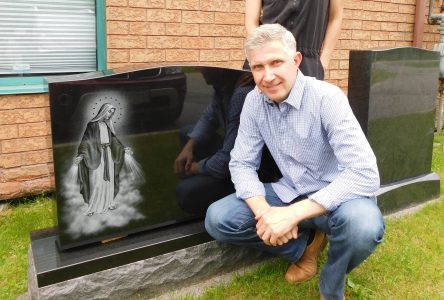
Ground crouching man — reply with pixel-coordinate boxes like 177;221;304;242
205;24;385;300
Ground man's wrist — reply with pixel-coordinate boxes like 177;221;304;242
245;195;269;217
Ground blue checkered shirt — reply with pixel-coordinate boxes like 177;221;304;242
229;72;380;211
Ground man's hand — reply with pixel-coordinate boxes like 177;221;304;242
256;206;299;247
185;161;200;176
174;140;195;177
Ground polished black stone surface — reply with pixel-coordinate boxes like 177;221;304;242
47;66;250;250
30;220;211;287
376;173;440;214
348;47;440;185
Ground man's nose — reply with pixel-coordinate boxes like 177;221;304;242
263;66;275;82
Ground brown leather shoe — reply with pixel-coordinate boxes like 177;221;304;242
285;230;328;283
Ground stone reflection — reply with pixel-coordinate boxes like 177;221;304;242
174;68;255;215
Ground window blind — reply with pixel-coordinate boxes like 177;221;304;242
0;0;97;75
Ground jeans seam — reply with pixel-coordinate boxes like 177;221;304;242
236;217;256;231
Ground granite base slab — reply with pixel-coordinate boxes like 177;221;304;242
27;220;272;300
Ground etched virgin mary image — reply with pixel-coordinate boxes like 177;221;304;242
74;103;132;215
61;100;145;238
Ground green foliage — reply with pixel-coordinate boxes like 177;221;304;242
0;195;55;300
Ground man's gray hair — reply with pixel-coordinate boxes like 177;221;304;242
244;24;297;60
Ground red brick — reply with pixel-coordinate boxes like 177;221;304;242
18;122;49;138
130;22;165;35
107;0;128;6
200;24;232;36
165;23;199;36
200;49;230;61
230;49;245;61
230;1;245;13
165;49;199;61
0;164;49;182
0;153;21;168
0;94;48;110
351;30;371;40
363;1;382;11
21;149;53;166
371;31;390;41
107;21;130;35
181;37;214;49
0;125;18;139
108;49;130;63
0;182;22;200
398;4;415;14
146;9;181;22
107;7;146;21
231;25;245;37
182;11;214;23
130;49;165;62
214;12;244;25
0;108;46;125
380;22;398;32
129;0;148;7
146;36;182;48
146;0;165;8
215;37;243;49
1;137;49;154
165;0;199;10
200;1;231;12
362;21;380;31
329;69;349;80
108;35;146;49
23;177;54;195
342;19;363;30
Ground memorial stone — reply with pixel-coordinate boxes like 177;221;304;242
348;47;441;213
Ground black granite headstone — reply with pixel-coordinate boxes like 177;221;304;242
348;47;441;213
47;66;252;250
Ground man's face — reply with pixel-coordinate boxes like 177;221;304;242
248;41;301;103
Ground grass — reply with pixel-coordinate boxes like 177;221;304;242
0;195;56;300
0;136;443;300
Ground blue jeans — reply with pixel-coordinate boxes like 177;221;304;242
205;183;385;300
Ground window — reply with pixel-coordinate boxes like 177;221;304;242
0;0;106;94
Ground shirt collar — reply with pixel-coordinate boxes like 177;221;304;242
262;71;306;110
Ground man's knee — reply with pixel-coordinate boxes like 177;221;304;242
205;194;252;241
333;198;385;250
205;200;229;241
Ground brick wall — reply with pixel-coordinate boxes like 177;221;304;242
0;0;441;200
106;0;246;70
0;94;53;200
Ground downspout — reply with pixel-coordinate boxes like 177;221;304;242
413;0;426;47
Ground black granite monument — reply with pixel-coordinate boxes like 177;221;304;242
348;47;441;213
30;66;258;288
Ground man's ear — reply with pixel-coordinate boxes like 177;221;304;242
294;51;302;68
